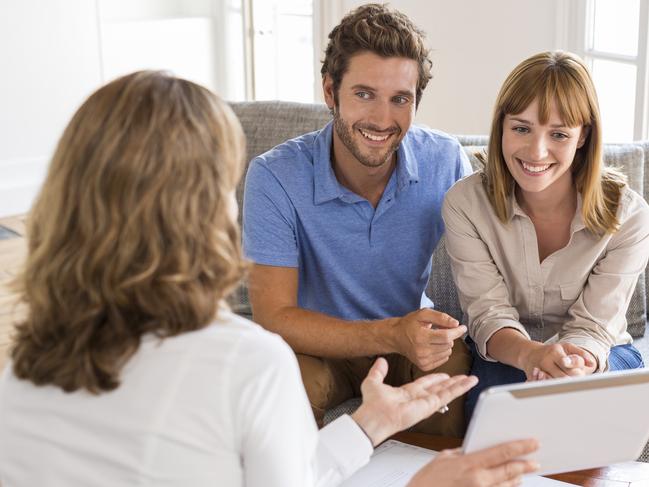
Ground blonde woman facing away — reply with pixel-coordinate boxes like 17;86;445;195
442;51;649;421
0;71;537;487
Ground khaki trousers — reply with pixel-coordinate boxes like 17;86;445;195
296;338;472;438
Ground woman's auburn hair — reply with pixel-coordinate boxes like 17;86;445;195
482;50;626;236
11;71;246;393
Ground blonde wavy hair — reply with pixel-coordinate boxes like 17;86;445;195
11;71;246;393
482;51;625;235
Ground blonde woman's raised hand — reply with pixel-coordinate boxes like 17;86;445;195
351;357;477;446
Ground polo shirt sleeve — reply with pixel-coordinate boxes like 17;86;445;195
242;159;299;268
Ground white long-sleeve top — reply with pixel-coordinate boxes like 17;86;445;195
0;310;372;486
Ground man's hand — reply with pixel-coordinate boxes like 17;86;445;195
523;342;597;380
388;308;467;371
408;439;539;487
250;264;465;359
351;357;477;446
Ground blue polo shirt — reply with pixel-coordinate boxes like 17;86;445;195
242;121;470;321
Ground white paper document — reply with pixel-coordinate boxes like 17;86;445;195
340;440;574;487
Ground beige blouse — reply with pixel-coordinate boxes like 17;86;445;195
442;172;649;371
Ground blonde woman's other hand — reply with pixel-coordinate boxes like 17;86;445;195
408;439;539;487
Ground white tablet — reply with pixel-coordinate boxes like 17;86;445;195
462;368;649;475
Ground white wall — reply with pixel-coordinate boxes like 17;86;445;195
342;0;564;135
0;0;565;218
0;1;103;217
0;0;241;218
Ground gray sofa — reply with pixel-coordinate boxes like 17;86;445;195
229;100;649;462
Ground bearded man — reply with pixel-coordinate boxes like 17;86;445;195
242;3;472;437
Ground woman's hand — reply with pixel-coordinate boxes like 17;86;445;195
350;357;477;446
408;439;539;487
523;342;597;380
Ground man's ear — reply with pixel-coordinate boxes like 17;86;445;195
322;74;335;110
577;125;591;149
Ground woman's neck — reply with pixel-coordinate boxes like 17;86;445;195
516;175;577;220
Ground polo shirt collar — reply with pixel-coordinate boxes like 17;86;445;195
313;122;344;205
313;122;419;205
395;134;420;192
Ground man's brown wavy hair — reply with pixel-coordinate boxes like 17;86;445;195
11;71;246;393
321;3;432;108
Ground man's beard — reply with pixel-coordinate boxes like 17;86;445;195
332;108;401;168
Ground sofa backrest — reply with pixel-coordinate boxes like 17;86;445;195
633;141;649;325
228;101;331;318
229;101;648;337
231;101;332;207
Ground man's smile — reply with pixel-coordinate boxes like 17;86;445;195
359;128;390;142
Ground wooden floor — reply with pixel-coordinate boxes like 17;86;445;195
0;215;27;371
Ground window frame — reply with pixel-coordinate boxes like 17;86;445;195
240;0;340;102
566;0;649;141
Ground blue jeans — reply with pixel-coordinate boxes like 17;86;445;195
464;338;644;424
